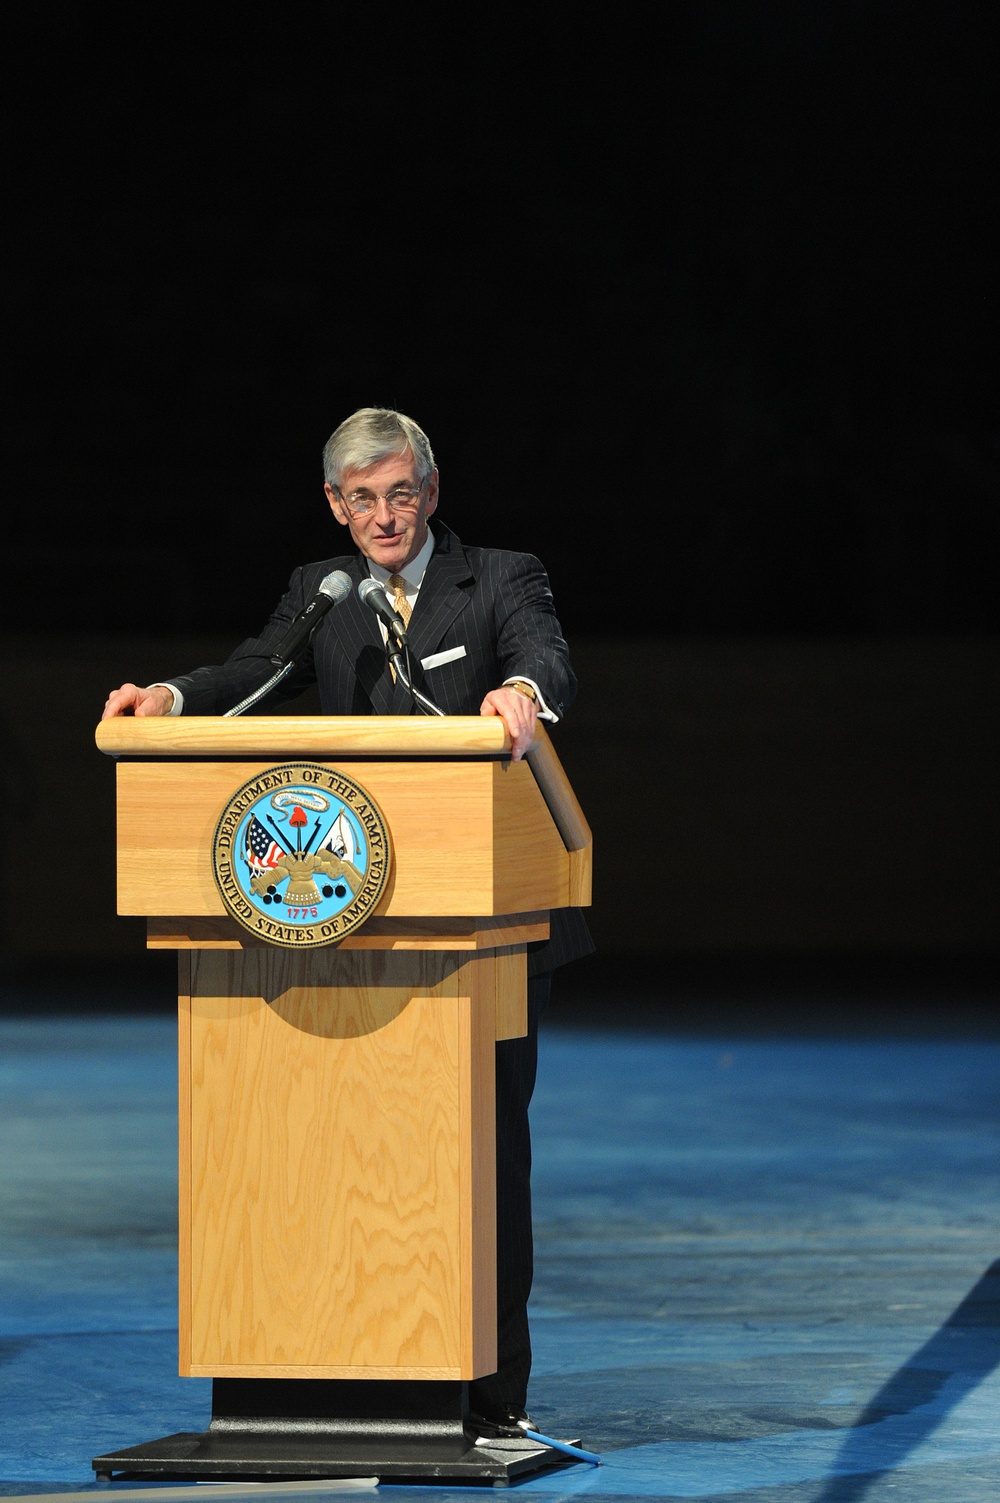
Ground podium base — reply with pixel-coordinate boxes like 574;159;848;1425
92;1379;576;1485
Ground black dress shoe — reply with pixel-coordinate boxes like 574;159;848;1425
469;1404;534;1437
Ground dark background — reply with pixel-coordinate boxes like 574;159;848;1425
2;3;997;1016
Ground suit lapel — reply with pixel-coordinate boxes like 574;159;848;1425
405;522;474;667
329;554;397;714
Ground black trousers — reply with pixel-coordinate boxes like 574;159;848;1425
467;972;550;1417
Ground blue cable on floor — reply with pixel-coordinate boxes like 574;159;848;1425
520;1424;601;1464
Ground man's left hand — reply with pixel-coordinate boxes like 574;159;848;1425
480;687;538;761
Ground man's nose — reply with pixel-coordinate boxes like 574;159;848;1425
373;496;396;525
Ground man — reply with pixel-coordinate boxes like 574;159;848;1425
103;407;591;1429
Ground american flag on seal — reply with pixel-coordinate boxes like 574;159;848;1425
244;814;283;876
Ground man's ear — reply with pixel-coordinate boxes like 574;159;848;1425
324;482;350;527
424;468;440;518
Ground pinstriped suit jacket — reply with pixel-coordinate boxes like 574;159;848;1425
168;520;593;974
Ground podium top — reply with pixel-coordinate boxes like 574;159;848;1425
95;715;510;759
95;715;591;858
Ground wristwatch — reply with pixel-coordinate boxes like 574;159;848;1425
508;680;537;702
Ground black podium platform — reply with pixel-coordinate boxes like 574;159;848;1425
92;1379;576;1486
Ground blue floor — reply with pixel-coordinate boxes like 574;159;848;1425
2;1013;999;1501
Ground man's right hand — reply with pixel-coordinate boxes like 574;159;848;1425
102;683;175;719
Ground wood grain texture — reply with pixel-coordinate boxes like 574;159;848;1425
117;760;572;917
148;914;550;951
177;953;192;1375
460;954;497;1375
493;947;528;1042
525;724;593;906
98;718;592;908
180;948;499;1378
492;761;570;912
185;1362;464;1379
525;724;593;851
567;845;593;908
118;761;491;916
96;715;510;758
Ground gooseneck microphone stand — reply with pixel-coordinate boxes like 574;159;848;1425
385;635;446;717
223;570;353;719
222;616;447;720
355;576;446;718
223;660;298;719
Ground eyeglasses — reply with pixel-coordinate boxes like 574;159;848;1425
340;482;425;516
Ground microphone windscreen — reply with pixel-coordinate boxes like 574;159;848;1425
319;570;352;604
357;577;385;605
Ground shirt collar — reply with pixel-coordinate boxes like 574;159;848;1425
365;526;436;591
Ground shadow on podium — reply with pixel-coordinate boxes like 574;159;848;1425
3;948;998;1040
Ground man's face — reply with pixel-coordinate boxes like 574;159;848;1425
325;450;438;572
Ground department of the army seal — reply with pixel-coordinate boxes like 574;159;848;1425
212;763;392;947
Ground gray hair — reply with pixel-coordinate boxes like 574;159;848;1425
322;408;436;489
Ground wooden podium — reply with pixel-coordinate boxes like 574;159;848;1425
91;716;591;1484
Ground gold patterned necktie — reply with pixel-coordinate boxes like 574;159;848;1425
386;574;412;682
386;573;413;629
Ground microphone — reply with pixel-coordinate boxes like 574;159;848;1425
358;576;408;644
356;576;445;717
268;570;352;666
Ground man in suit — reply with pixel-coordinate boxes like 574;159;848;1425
103;406;591;1430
